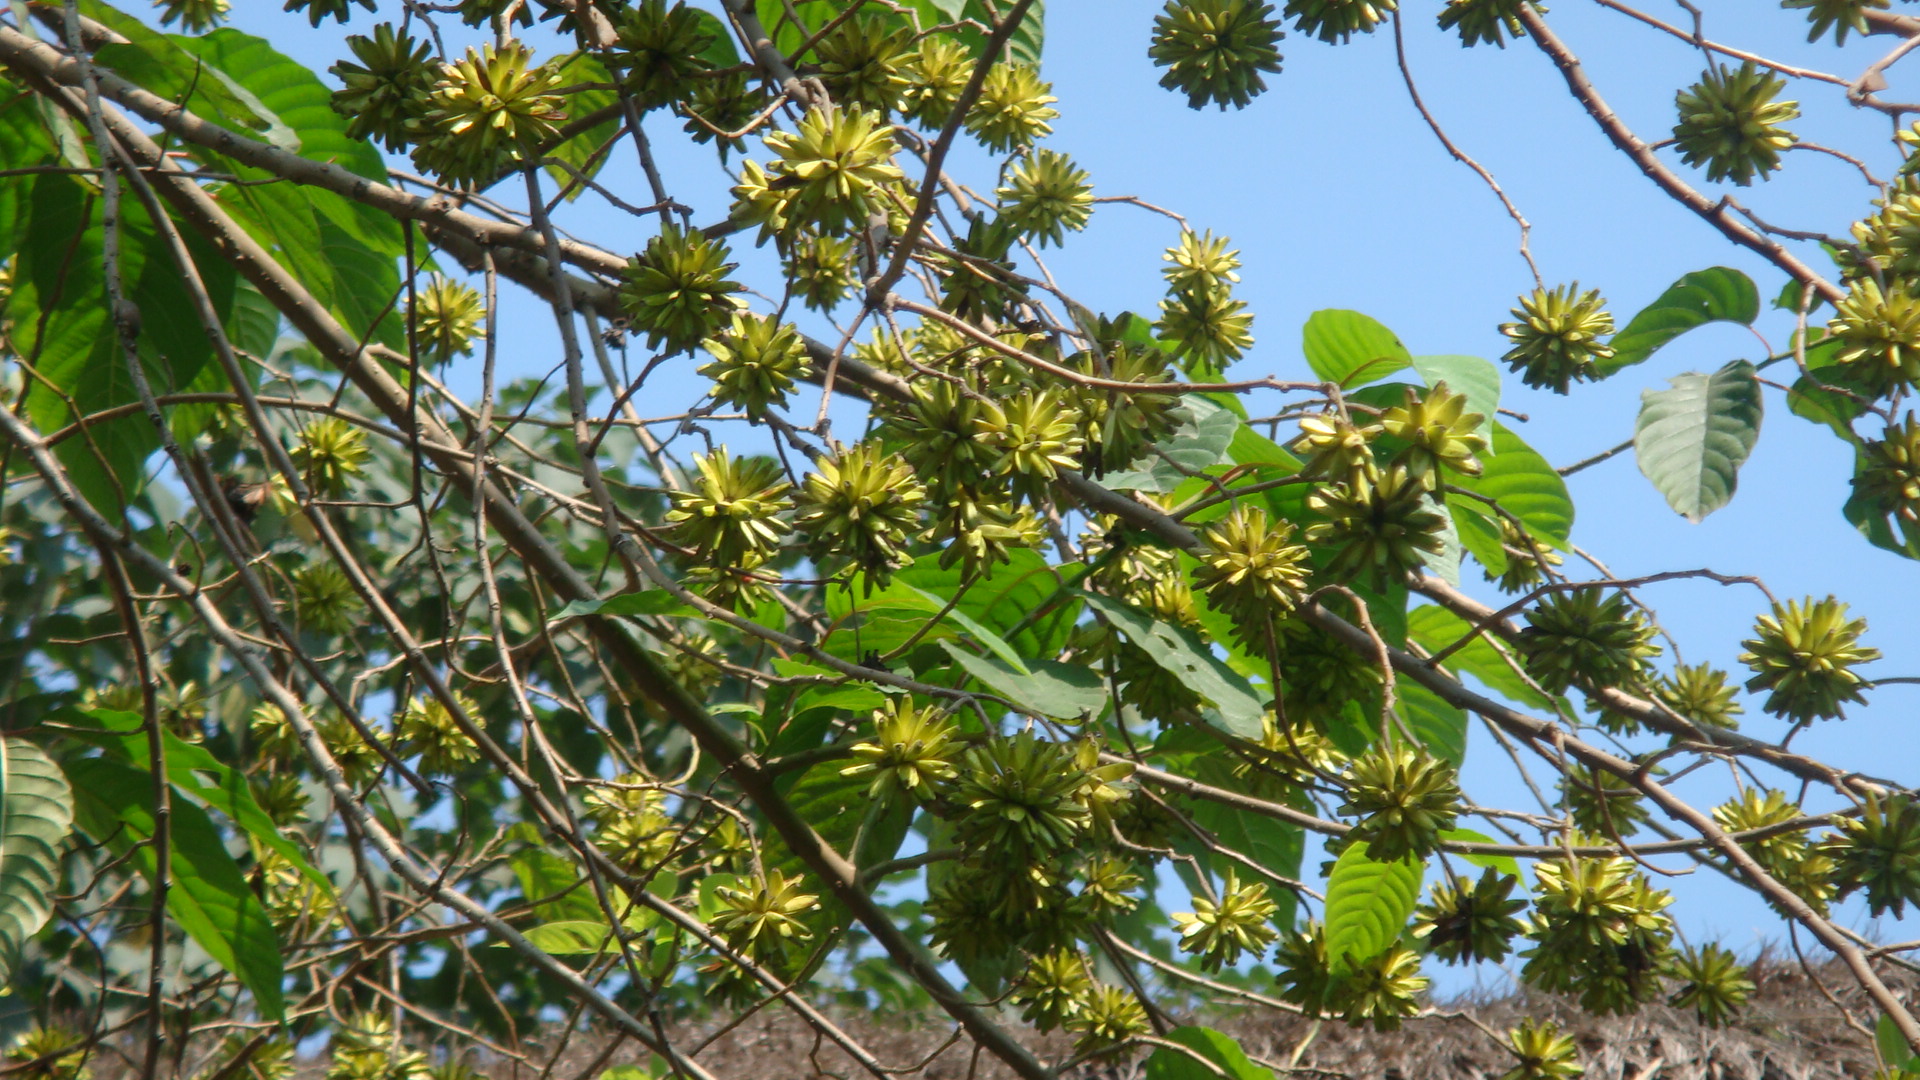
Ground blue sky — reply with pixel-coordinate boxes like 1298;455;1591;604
223;1;1920;991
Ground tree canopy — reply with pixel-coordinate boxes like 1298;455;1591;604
2;1;1920;1079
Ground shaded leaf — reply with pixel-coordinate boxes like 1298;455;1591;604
0;739;73;983
1441;828;1520;876
1602;266;1758;376
942;643;1108;719
1634;360;1763;522
1103;398;1239;493
1145;1026;1276;1080
1080;591;1266;738
1399;682;1466;767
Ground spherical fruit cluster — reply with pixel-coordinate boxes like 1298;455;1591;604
286;0;372;27
409;274;484;364
841;699;958;801
794;443;927;588
1294;412;1377;486
1832;792;1920;918
1191;505;1312;641
975;389;1086;499
665;449;793;568
609;0;717;109
899;37;972;129
735;105;904;243
1829;277;1920;398
583;776;677;869
1157;231;1255;371
951;732;1094;856
1437;0;1536;48
1378;380;1488;487
1738;595;1878;722
1500;283;1615;393
711;870;820;955
1172;872;1280;971
293;416;370;498
155;0;230;33
886;379;996;494
1501;1019;1583;1080
1857;414;1920;543
965;64;1059;153
1558;763;1649;837
618;224;747;354
926;490;1046;575
684;72;769;156
1067;344;1181;474
1667;943;1755;1027
394;691;483;775
1338;744;1461;862
1846;184;1920;284
1783;0;1888;46
1521;856;1675;1015
698;313;809;420
1517;588;1660;695
939;216;1024;323
1654;661;1744;730
785;234;857;311
1412;867;1527;965
814;15;913;115
411;43;567;189
997;148;1095;249
1067;984;1150;1056
330;1013;430;1080
1337;944;1428;1032
1010;949;1094;1032
1305;465;1448;585
1286;0;1396;43
1713;787;1836;913
1149;0;1286;111
1672;62;1799;187
292;563;358;637
1273;616;1384;728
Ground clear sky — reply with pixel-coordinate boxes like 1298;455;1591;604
223;0;1920;991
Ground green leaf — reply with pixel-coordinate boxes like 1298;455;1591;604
1407;604;1557;711
0;738;73;983
1399;682;1466;767
1879;1013;1914;1071
1440;828;1520;876
941;643;1108;720
66;757;285;1020
1410;355;1501;437
1602;267;1759;376
1144;1027;1276;1080
1449;499;1507;581
888;548;1086;660
1451;422;1574;547
511;843;601;924
522;920;622;957
1102;398;1239;492
551;590;695;622
1322;841;1423;974
1079;591;1266;739
1302;310;1411;388
1634;360;1763;522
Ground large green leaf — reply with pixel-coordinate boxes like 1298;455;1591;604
1079;591;1266;739
66;707;330;896
1102;398;1239;493
1302;310;1411;387
941;643;1109;720
1410;354;1501;436
1322;841;1423;974
0;78;55;255
1144;1027;1275;1080
66;757;285;1020
0;738;73;983
1634;360;1763;522
79;1;294;148
1399;682;1466;767
887;548;1085;660
1601;267;1759;376
1450;422;1573;547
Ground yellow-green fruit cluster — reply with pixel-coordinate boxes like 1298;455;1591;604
1667;943;1754;1027
1783;0;1888;45
1191;505;1311;642
1172;872;1280;971
1857;413;1920;542
966;64;1059;153
997;148;1095;248
794;443;927;587
1412;867;1527;965
410;43;567;188
1304;465;1448;584
618;223;747;353
1832;792;1920;918
1521;856;1675;1015
1829;277;1920;397
609;0;716;108
1500;283;1615;393
1738;595;1878;722
813;14;912;114
1285;0;1396;43
1672;62;1798;187
665;449;792;568
154;0;229;31
1437;0;1537;48
1516;588;1660;695
698;313;809;419
1149;0;1286;111
841;699;958;801
1338;744;1461;862
735;105;904;242
409;273;484;364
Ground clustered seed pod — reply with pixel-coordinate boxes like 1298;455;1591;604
997;148;1095;248
698;313;810;419
1713;787;1837;913
286;0;372;27
410;43;568;188
1668;943;1756;1027
1437;0;1536;48
665;449;792;567
1172;871;1280;971
841;699;959;801
1829;278;1920;398
1672;62;1798;187
409;274;484;364
584;775;678;869
1654;661;1744;730
329;1013;430;1080
608;0;717;108
293;416;371;498
394;692;482;775
1738;595;1879;722
711;870;821;954
618;223;747;353
1009;949;1094;1033
814;14;913;114
1305;464;1448;585
1378;380;1489;487
1500;283;1615;393
1067;343;1182;474
1501;1019;1583;1080
1517;588;1660;695
1783;0;1886;45
1068;984;1151;1056
1272;919;1427;1030
1857;413;1920;542
1274;616;1384;727
330;26;435;152
1338;744;1462;862
1523;856;1676;1015
1488;516;1564;593
795;443;927;588
1295;411;1378;486
899;37;973;128
1157;230;1255;371
1191;505;1312;642
292;563;358;637
1149;0;1286;111
1412;867;1528;965
1285;0;1396;43
735;105;906;243
1831;792;1920;918
1845;181;1920;283
965;64;1059;153
785;234;858;311
153;0;229;32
